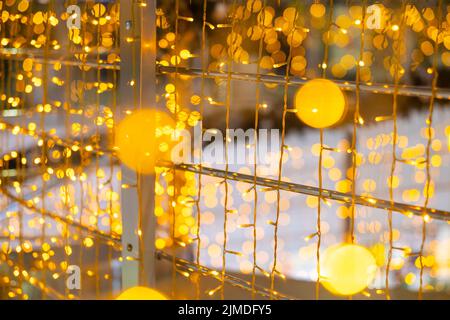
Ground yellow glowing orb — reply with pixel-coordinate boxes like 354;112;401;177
320;244;377;296
115;109;175;174
295;79;346;129
116;286;168;300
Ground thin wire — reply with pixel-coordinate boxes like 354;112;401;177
1;117;448;220
64;64;71;299
14;1;25;297
40;0;55;299
251;0;267;300
17;64;25;298
221;0;239;300
156;250;295;300
0;187;121;244
316;130;323;300
0;19;9;299
170;167;178;297
418;0;443;301
63;1;74;295
78;0;91;299
386;0;407;300
0;53;119;70
349;0;366;245
171;0;182;298
194;0;208;300
315;0;334;300
107;0;120;298
94;1;102;297
157;65;450;100
0;254;66;300
270;0;300;300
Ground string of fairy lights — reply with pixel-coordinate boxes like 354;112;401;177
419;0;443;301
0;0;122;299
0;0;449;300
120;0;450;300
385;0;407;300
315;0;332;300
251;0;266;300
193;0;208;300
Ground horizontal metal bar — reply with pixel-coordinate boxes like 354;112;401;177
0;51;119;71
0;256;66;300
2;51;448;99
0;187;122;244
166;162;449;221
3;54;447;99
0;120;112;159
1;184;292;299
156;250;293;300
0;47;119;56
158;66;450;100
2;119;448;221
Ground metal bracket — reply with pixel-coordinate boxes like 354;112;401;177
119;0;157;289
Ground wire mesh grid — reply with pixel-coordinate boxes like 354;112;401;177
0;0;449;300
153;0;449;300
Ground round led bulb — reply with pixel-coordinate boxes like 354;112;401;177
295;79;346;129
116;286;168;300
320;244;377;296
115;109;175;174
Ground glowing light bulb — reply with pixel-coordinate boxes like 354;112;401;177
116;286;168;300
320;244;377;296
115;109;175;174
295;79;346;129
310;3;326;18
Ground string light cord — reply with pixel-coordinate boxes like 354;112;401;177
385;0;408;300
418;0;443;301
270;0;300;300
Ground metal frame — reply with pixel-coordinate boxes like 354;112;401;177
119;0;157;289
168;162;449;221
158;65;450;100
114;0;450;296
155;250;294;300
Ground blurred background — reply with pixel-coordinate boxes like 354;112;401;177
0;0;449;299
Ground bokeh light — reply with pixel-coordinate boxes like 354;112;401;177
294;79;346;129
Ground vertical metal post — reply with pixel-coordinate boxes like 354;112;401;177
119;0;157;289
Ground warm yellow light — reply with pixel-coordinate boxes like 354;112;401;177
320;244;377;296
295;79;346;129
115;109;175;174
116;286;168;300
310;3;326;18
